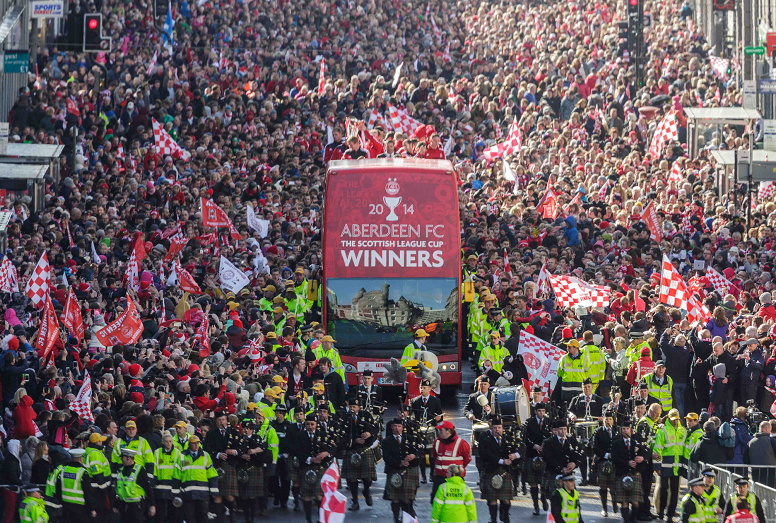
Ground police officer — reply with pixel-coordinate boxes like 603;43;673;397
153;432;182;523
654;409;687;523
382;417;421;523
179;435;219;523
557;340;587;402
701;468;725;523
342;398;376;510
480;416;518;523
723;477;767;523
542;420;580;501
115;448;156;522
592;410;618;517
524;402;552;515
611;418;644;523
256;409;279;516
112;420;154;479
46;448;96;522
681;478;707;523
295;414;333;523
643;361;674;415
271;404;294;508
19;487;48;523
550;473;582;523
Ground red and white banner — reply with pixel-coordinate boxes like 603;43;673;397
201;198;242;240
648;110;678;159
194;314;210;359
95;296;144;347
482;119;522;160
163;230;189;262
71;369;94;422
25;252;50;308
318;59;327;96
319;461;347;523
35;294;60;363
537;264;550;294
536;186;558;220
659;255;690;309
61;288;85;344
640;200;662;243
668;161;683;184
705;267;734;296
0;256;19;293
549;275;610;308
152;118;190;159
173;259;202;294
517;330;564;401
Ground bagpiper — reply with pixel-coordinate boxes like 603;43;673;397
382;417;421;523
294;413;334;523
611;417;645;523
480;416;519;523
523;402;552;515
592;409;618;517
341;397;377;511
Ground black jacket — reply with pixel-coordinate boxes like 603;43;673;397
323;371;347;409
568;393;605;419
681;492;705;523
203;426;231;467
294;427;333;468
523;416;552;459
592;425;617;462
610;435;644;476
410;395;443;426
542;435;581;475
463;391;491;421
479;431;515;474
381;432;420;474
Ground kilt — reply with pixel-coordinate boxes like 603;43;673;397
615;473;643;504
237;465;265;499
523;458;545;485
373;444;383;464
220;462;239;497
383;467;420;502
597;462;616;491
342;448;377;482
481;471;514;502
300;465;325;498
542;471;560;496
288;457;300;485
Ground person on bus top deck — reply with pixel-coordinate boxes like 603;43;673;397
401;329;430;365
341;136;368;160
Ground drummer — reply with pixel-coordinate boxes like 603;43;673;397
464;376;493;422
592;409;619;518
410;378;443;484
523;402;552;514
604;387;629;428
568;378;605;486
529;385;544;416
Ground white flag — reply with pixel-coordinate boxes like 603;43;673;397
517;330;565;402
327;125;334;145
91;241;101;264
443;134;453;157
62;271;68;288
392;62;403;88
219;255;250;293
246;205;269;238
402;511;420;523
502;159;516;182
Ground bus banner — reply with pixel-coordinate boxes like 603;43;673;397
324;165;459;279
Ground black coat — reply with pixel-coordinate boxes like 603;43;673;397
410;395;443;426
568;394;605;419
203;426;231;467
294;428;333;467
610;435;644;476
542;435;581;475
592;425;617;462
381;432;420;473
603;400;630;428
324;371;347;408
463;391;492;421
690;431;734;464
523;416;552;459
479;431;514;474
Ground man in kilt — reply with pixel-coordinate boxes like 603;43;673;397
287;408;307;511
294;413;334;523
270;404;294;509
342;397;377;510
542;420;580;504
593;410;619;517
480;416;519;523
203;410;233;522
611;417;645;523
523;402;552;515
236;419;270;522
382;418;421;523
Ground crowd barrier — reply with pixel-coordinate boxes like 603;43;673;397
697;463;776;523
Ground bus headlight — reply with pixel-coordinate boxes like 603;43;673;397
345;364;357;373
438;364;457;372
441;364;448;371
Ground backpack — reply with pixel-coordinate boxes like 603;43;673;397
718;422;736;448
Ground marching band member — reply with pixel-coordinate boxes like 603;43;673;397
611;418;645;523
604;387;629;428
464;376;493;421
592;410;618;517
342;398;377;511
236;420;269;521
294;414;334;523
568;378;604;486
410;378;443;484
542;420;579;501
270;405;294;509
357;370;384;416
529;385;544;416
635;401;659;521
550;473;582;523
382;417;421;523
431;420;472;502
480;416;519;523
288;408;307;511
524;402;552;515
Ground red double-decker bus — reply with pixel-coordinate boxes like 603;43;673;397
322;158;462;394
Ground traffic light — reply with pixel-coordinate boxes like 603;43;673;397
83;14;102;52
627;0;642;61
155;0;167;18
618;22;629;57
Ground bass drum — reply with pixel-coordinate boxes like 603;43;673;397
470;421;490;457
491;386;530;426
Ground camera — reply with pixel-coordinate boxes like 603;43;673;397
746;400;765;433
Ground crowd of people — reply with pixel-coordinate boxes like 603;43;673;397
1;0;776;519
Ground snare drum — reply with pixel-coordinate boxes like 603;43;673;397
471;421;490;457
492;386;531;426
419;426;436;449
574;420;599;455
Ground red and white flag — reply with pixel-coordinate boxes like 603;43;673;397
201;198;242;241
35;293;60;363
536;186;558;219
70;369;94;422
759;181;776;199
503;249;511;274
668;161;683;184
660;255;690;309
146;50;158;76
194;314;210;359
0;256;19;293
319;461;347;523
163;230;188;262
318;59;327;96
687;294;711;325
482;119;522;160
443;42;451;63
95;296;144;346
705;267;734;296
125;234;147;291
648;110;678;159
517;330;564;402
173;259;202;294
640;200;662;242
25;252;50;308
709;56;730;80
537;264;551;294
61;288;85;344
152;118;190;159
67;97;81;118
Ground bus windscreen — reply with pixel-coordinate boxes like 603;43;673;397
326;277;458;358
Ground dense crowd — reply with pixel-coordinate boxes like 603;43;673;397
1;0;775;520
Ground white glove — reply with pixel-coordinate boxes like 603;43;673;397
605;453;610;459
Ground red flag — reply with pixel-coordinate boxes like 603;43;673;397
95;296;144;346
174;259;202;294
640;200;662;243
537;186;558;219
200;198;242;240
67;97;80;118
163;231;188;262
504;249;511;274
318;59;326;96
319;461;347;523
194;315;211;359
35;294;60;363
61;288;85;343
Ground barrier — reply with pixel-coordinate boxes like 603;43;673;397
699;463;776;523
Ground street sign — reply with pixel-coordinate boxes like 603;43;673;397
751;161;776;181
744;80;757;109
739;150;751;164
3;51;28;74
760;78;776;94
643;14;652;27
745;46;766;55
765;120;776;150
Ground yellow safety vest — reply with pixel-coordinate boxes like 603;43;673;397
59;465;87;505
19;496;48;523
117;464;146;503
680;493;706;523
559;488;581;523
702;485;721;523
644;373;673;412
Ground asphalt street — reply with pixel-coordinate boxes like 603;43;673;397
232;366;680;522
